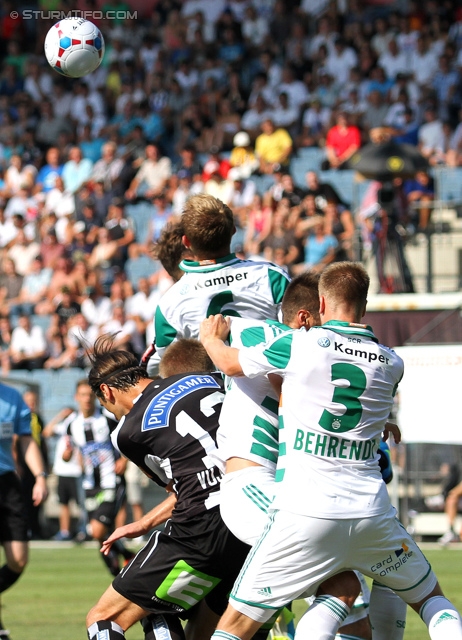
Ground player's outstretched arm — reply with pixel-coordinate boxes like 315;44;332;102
100;493;177;555
200;315;243;376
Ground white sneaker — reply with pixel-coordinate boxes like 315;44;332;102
438;530;460;546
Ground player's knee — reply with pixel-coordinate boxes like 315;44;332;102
8;555;27;574
318;570;360;608
87;604;106;627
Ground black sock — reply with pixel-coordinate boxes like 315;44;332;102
0;565;22;594
142;614;185;640
99;548;120;577
88;620;125;640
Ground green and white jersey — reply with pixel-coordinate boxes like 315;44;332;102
214;317;290;472
239;321;404;519
153;254;290;359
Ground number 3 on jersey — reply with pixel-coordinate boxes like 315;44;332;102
319;363;366;434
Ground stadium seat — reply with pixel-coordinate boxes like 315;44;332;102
435;167;462;202
126;201;155;243
290;159;309;189
249;174;275;195
31;314;52;332
125;254;159;288
290;148;325;187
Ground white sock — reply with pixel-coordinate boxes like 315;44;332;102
420;596;462;640
295;595;350;640
369;583;407;640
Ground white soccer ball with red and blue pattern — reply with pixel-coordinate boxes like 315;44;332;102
44;18;105;78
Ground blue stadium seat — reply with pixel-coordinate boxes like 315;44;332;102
125;254;159;288
126;201;155;243
435;168;462;202
290;159;309;189
31;314;52;333
290;148;325;188
249;174;275;195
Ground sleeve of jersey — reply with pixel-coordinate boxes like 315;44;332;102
268;267;291;305
239;332;294;378
15;398;32;436
154;304;178;350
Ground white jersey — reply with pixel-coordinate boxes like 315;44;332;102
52;415;82;478
66;409;116;492
214;317;289;471
239;321;404;519
153;254;290;359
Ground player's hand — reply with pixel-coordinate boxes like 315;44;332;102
383;422;401;444
200;314;231;345
101;523;146;555
32;476;48;506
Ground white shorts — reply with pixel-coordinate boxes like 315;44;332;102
221;467;370;624
231;506;437;623
220;466;275;546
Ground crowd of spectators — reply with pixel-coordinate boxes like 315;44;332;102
1;0;461;372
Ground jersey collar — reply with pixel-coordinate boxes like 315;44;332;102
180;253;241;273
321;320;378;342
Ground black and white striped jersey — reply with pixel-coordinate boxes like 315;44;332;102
65;409;116;492
112;373;225;522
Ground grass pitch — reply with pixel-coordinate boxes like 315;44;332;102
2;544;462;640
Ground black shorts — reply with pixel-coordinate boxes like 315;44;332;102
85;480;126;528
57;476;80;505
0;472;28;542
112;508;250;616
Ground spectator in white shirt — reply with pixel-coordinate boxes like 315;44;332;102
325;36;358;86
80;284;112;329
418;105;445;160
100;302;144;359
52;81;73;119
241;5;269;49
125;143;172;201
308;16;338;60
23;60;53;104
370;16;394;58
241;94;272;139
10;314;47;370
270;92;299;133
396;15;420;64
277;66;310;112
378;38;408;80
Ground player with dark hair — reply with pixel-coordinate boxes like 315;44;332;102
152;221;188;283
85;337;250;640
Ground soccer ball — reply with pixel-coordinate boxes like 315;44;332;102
44;18;105;78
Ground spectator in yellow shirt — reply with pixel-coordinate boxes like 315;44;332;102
255;118;293;174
